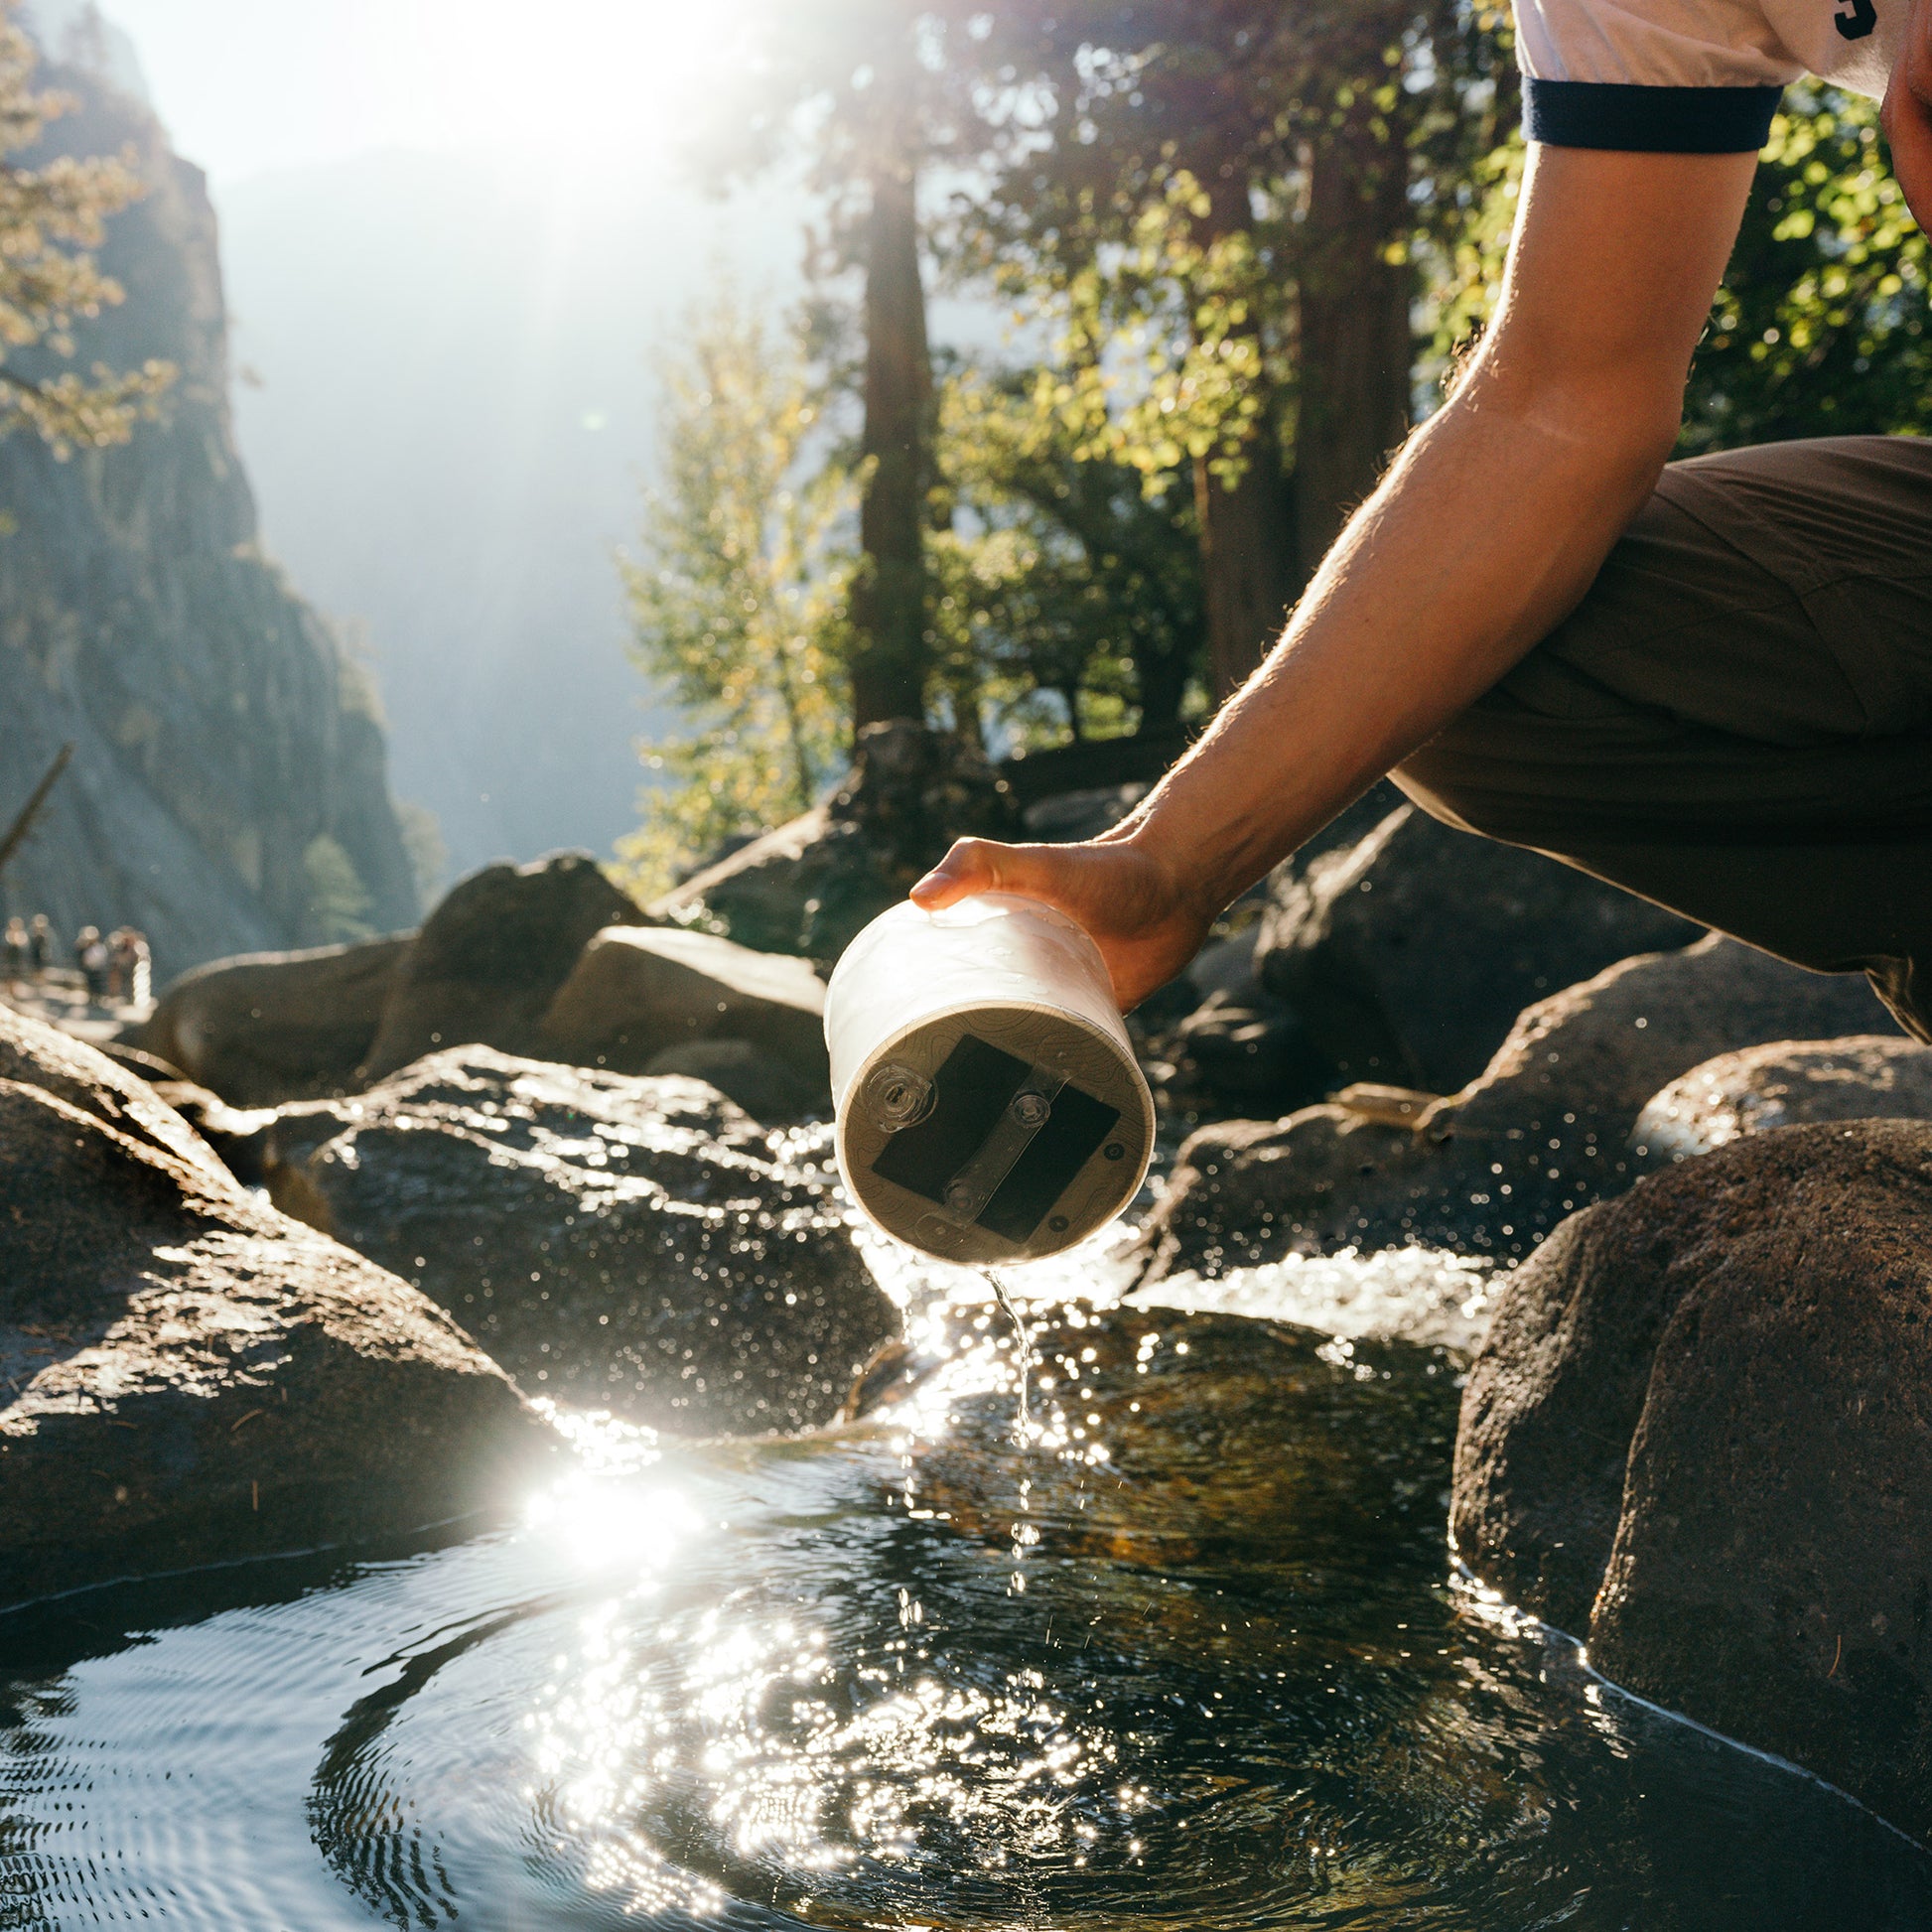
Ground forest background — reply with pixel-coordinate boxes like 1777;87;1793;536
619;0;1931;896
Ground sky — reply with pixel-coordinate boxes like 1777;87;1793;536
89;0;749;187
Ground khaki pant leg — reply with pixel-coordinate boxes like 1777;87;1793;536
1393;436;1932;1040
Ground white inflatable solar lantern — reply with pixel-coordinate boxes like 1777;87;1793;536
825;894;1156;1265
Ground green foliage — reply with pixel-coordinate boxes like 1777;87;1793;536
931;364;1203;746
616;292;853;901
395;801;447;913
0;3;172;451
301;835;373;946
1685;88;1932;450
1426;82;1931;450
939;4;1510;483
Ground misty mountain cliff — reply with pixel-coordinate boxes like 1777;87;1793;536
216;150;811;878
0;58;417;977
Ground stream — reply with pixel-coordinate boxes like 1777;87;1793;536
2;1257;1928;1929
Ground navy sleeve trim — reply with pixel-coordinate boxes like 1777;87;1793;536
1523;78;1783;152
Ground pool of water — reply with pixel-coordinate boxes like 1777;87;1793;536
2;1284;1927;1930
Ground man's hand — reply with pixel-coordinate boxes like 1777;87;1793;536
1883;0;1932;229
911;834;1214;1012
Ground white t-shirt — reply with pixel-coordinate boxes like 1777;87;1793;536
1516;0;1900;149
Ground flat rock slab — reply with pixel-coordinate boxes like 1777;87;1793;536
1453;1120;1932;1841
0;1010;547;1606
1140;935;1893;1279
269;1048;898;1436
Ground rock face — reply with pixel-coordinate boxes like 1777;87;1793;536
0;1009;545;1604
265;1048;898;1436
137;933;411;1105
650;722;1017;960
1140;935;1894;1279
1255;802;1700;1099
357;853;641;1081
534;924;830;1119
1452;1123;1932;1840
1634;1035;1932;1164
0;55;416;980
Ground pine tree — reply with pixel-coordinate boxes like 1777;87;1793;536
0;2;172;451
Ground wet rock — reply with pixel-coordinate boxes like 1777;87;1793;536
0;1009;546;1605
136;933;412;1106
266;1048;898;1436
1634;1035;1932;1164
357;853;643;1081
533;925;829;1118
1256;803;1701;1098
1140;935;1894;1279
650;722;1017;960
1452;1121;1932;1840
149;1080;276;1188
851;1301;1457;1576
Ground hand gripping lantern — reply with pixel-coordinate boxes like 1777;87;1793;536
825;895;1156;1264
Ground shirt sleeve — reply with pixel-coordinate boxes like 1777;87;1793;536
1515;0;1795;151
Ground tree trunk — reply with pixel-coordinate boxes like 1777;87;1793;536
1294;102;1415;572
1131;626;1192;738
849;119;933;734
1190;181;1300;705
1192;429;1299;702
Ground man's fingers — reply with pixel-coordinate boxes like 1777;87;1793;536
910;838;999;907
909;839;1065;911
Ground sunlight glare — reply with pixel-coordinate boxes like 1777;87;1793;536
528;1470;703;1572
388;0;746;175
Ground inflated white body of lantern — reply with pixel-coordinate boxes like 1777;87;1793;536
825;894;1155;1264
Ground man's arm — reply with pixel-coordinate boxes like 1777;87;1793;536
1884;0;1932;226
911;142;1759;1009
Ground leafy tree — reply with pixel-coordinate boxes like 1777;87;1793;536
0;3;171;450
1429;80;1931;451
395;800;448;912
700;2;988;734
1685;88;1932;448
300;835;373;946
617;294;852;899
939;0;1508;696
931;362;1203;747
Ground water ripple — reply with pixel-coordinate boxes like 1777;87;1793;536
1;1295;1927;1930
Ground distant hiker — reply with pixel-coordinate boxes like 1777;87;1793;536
75;925;109;1004
27;914;49;977
912;0;1932;1043
112;926;152;1007
3;917;24;989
